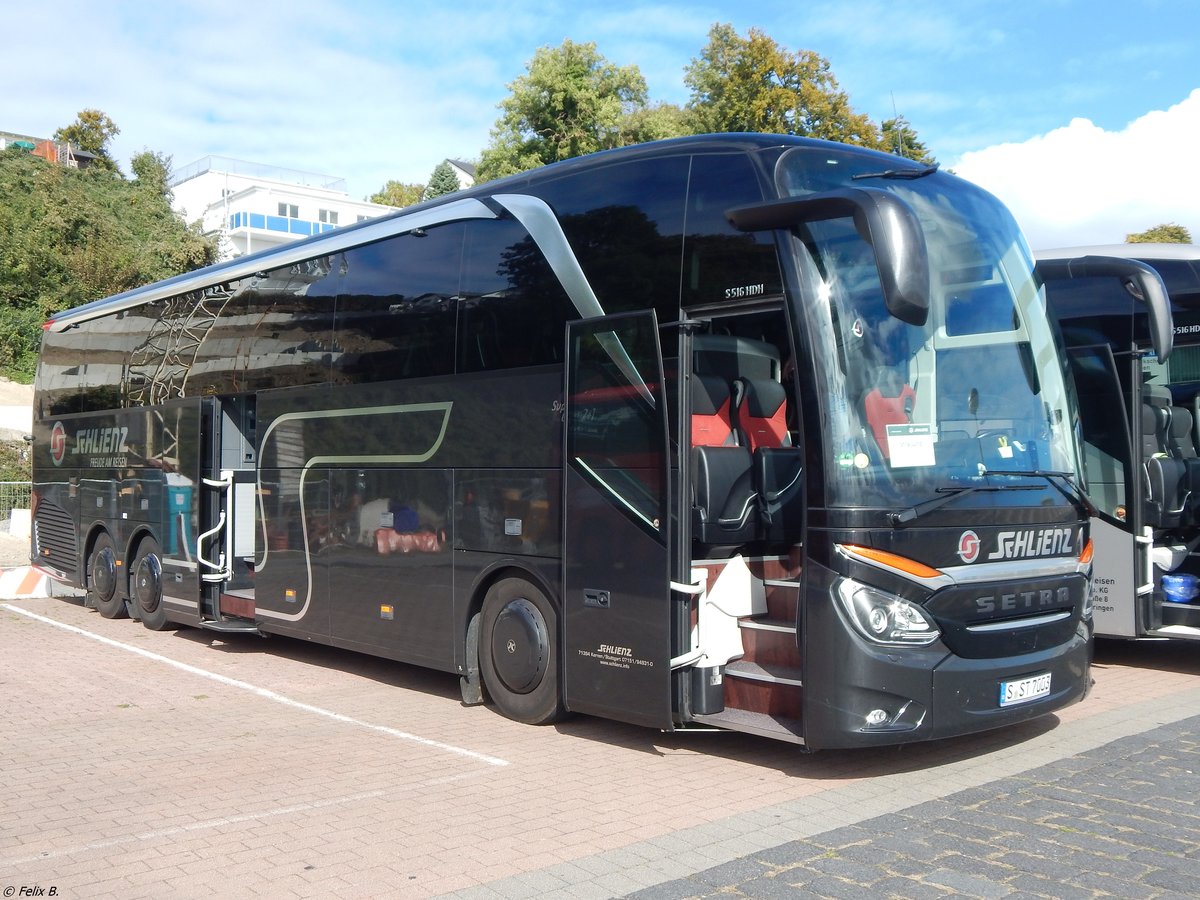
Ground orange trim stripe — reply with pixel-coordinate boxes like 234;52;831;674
840;543;944;579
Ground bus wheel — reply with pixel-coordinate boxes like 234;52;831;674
88;532;126;619
479;578;564;725
131;538;171;631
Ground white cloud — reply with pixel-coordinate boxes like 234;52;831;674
952;88;1200;249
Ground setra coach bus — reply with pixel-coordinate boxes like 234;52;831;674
31;134;1093;750
1038;243;1200;641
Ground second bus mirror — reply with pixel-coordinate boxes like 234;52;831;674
726;187;930;327
1036;255;1173;362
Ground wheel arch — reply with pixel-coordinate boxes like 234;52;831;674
124;525;160;572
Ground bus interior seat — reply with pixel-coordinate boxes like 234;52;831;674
734;376;804;545
862;367;916;460
1169;405;1200;515
735;377;790;452
1142;390;1190;529
691;445;758;550
691;373;737;448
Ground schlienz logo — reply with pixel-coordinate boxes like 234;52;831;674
987;527;1074;561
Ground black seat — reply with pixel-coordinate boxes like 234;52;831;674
1169;406;1200;521
691;445;758;549
1143;394;1189;529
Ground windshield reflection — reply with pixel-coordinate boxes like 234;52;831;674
778;147;1080;512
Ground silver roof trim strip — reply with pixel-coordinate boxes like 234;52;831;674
47;197;499;333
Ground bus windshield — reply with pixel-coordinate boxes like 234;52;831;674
777;146;1080;512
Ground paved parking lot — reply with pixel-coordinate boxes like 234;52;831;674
2;593;1199;899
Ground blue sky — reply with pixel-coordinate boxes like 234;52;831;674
3;0;1197;247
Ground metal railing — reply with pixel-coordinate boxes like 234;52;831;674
0;481;31;525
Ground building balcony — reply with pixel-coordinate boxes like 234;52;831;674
227;210;340;238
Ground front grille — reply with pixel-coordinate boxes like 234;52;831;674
924;573;1086;659
33;500;78;577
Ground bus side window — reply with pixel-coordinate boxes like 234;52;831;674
533;155;689;325
682;153;782;309
458;218;574;372
335;226;463;383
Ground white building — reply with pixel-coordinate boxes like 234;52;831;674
170;157;397;261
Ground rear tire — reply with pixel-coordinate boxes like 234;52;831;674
131;537;172;631
479;577;564;725
88;532;126;619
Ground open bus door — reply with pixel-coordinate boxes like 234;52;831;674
1067;344;1145;637
562;312;675;729
195;395;259;631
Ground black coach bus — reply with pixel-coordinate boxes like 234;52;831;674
31;134;1093;749
1039;243;1200;641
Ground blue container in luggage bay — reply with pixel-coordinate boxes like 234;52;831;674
1162;573;1199;603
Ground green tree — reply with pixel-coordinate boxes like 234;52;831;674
370;180;424;207
130;149;171;196
618;102;690;145
422;161;461;201
1127;223;1192;244
0;145;217;380
684;24;891;151
880;116;936;165
54;108;121;174
477;39;649;182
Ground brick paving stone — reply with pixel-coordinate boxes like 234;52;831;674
6;597;1200;900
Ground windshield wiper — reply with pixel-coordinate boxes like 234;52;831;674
980;469;1097;518
893;484;1003;525
851;164;939;181
891;481;1042;526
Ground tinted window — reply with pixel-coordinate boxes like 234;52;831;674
37;325;89;416
202;257;339;395
335;224;463;383
532;156;689;323
458;218;575;371
682;153;781;307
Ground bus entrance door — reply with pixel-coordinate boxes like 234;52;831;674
197;396;259;631
1067;345;1143;637
562;313;674;729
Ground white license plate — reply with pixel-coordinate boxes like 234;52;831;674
999;672;1052;707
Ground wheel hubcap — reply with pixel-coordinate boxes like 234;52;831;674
92;547;116;601
135;552;162;615
491;598;548;694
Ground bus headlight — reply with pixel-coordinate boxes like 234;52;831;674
835;579;940;646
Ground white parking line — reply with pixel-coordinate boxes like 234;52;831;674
0;788;387;867
2;602;510;768
0;771;485;868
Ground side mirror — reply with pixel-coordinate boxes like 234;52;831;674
1036;256;1173;362
726;187;930;326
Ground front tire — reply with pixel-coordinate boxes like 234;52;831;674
131;538;172;631
479;577;564;725
88;532;126;619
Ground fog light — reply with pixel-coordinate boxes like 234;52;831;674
865;708;889;726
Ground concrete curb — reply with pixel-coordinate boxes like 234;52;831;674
0;566;52;599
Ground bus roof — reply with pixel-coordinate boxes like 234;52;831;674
1036;243;1200;262
1036;244;1200;303
44;133;909;333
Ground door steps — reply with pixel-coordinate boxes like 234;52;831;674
199;618;263;635
692;707;805;744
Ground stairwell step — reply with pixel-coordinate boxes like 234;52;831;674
692;707;805;744
725;659;802;686
199;619;263;635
